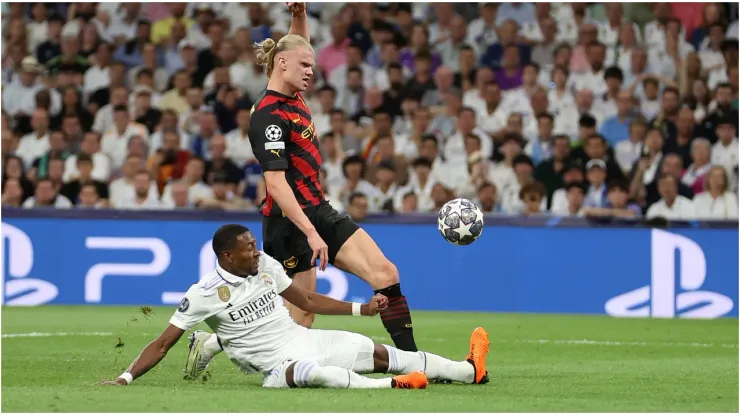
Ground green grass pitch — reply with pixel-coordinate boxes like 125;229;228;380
1;306;737;412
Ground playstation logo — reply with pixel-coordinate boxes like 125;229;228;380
605;229;734;319
2;223;59;305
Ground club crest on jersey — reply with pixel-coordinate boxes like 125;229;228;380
178;297;190;312
217;286;231;302
283;256;298;269
261;273;273;287
265;125;282;141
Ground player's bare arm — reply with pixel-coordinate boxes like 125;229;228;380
281;282;388;316
287;2;310;42
100;324;184;385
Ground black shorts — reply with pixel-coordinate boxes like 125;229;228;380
262;202;359;276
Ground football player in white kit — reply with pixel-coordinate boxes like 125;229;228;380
102;224;491;390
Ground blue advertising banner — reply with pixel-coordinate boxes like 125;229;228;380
2;214;738;318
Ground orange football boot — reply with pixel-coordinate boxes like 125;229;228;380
392;370;429;389
466;327;491;384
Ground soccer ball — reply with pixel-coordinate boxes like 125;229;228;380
437;198;484;246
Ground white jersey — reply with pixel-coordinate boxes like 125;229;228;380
169;253;304;374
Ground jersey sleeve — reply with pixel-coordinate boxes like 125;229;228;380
248;108;290;172
169;285;223;331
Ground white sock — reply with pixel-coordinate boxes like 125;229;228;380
203;333;223;359
383;345;474;383
293;360;392;389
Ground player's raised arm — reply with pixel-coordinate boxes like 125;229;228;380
100;324;185;385
287;2;310;43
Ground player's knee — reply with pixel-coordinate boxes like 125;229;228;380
291;359;320;388
373;260;399;289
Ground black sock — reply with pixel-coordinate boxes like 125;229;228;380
374;283;418;352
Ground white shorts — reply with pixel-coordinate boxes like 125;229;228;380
262;329;375;388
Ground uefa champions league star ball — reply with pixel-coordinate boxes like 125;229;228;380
437;198;484;246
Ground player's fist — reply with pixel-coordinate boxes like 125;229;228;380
100;379;127;386
286;2;306;14
366;294;389;316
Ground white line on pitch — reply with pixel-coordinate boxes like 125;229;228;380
369;336;737;349
506;338;738;349
2;332;736;349
1;332;114;338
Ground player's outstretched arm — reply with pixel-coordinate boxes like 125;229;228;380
281;282;388;316
100;324;184;385
287;2;310;43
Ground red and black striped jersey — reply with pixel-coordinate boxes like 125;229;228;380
248;89;325;216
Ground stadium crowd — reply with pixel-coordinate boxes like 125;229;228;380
1;2;738;222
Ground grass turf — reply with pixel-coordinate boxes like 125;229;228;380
1;306;737;412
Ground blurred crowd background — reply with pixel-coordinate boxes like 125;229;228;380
1;2;738;222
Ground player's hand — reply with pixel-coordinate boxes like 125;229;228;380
100;378;127;386
286;2;306;15
365;294;389;316
307;230;329;271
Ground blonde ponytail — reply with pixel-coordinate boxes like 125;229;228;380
253;35;314;78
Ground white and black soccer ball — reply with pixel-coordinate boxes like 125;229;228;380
437;198;484;246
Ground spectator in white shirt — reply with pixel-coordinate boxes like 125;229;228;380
614;118;647;175
646;174;696;220
571;41;608;96
83;43;113;95
165;182;194;210
467;3;499;51
161;157;213;207
311;86;336;138
105;3;141;44
100;105;149;170
109;154;159;208
22;178;73;209
547;66;577;114
681;138;713;194
693;166;739;220
224;107;256;167
318;134;345;198
562;181;587;217
63;132;112;183
396;158;436;212
328;43;376;92
2;56;60;118
92;85;130;133
148;109;191;157
16;108;51;169
443;107;493;166
711;118;739;189
643;4;686;51
118;170;162;210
